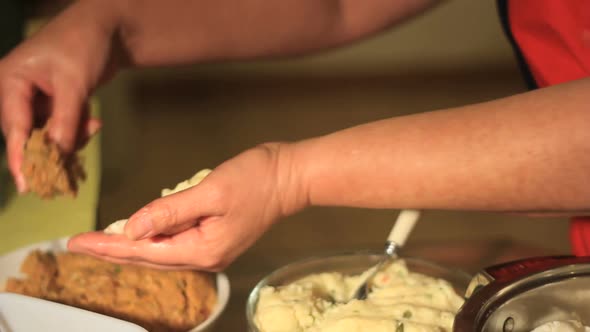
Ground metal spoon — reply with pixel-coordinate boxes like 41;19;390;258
351;209;421;301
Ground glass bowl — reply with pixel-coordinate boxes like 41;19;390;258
246;251;472;332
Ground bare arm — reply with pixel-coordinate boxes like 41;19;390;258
66;75;590;271
111;0;438;66
0;0;437;192
282;78;590;215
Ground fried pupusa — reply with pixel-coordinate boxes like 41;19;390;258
5;250;217;332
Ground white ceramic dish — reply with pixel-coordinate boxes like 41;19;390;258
0;237;230;332
0;292;148;332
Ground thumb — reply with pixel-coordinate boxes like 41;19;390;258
124;183;222;240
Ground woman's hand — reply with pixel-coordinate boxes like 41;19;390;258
68;143;307;271
0;0;123;192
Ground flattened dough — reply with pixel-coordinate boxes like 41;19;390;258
103;169;212;235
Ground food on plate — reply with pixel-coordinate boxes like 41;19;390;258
104;169;212;235
21;127;85;199
254;259;464;332
4;250;217;332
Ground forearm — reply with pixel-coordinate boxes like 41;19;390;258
286;78;590;214
103;0;437;66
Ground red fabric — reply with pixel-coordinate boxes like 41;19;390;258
570;217;590;256
508;1;590;255
509;0;590;87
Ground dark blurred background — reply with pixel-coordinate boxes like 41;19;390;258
0;0;25;152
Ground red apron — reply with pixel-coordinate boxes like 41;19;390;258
506;0;590;255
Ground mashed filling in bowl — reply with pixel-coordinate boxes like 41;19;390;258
531;321;590;332
254;259;464;332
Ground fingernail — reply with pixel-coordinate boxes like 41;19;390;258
126;209;153;240
66;236;91;253
66;237;82;251
87;119;102;137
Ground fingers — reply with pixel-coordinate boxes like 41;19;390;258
6;131;29;193
124;182;222;241
68;228;224;271
1;80;34;193
86;117;102;137
68;177;232;271
75;117;102;150
1;85;98;193
29;93;101;148
75;253;194;270
45;83;86;154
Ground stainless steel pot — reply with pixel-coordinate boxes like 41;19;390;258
454;256;590;331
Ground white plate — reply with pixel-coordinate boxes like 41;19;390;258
0;237;230;332
0;292;148;332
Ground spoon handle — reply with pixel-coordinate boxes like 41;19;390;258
386;209;421;246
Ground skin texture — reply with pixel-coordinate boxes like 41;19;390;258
0;0;119;192
68;78;590;270
1;0;588;270
0;0;435;192
292;78;590;212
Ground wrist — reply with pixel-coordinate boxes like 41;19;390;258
269;141;311;217
70;0;124;34
82;0;132;68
